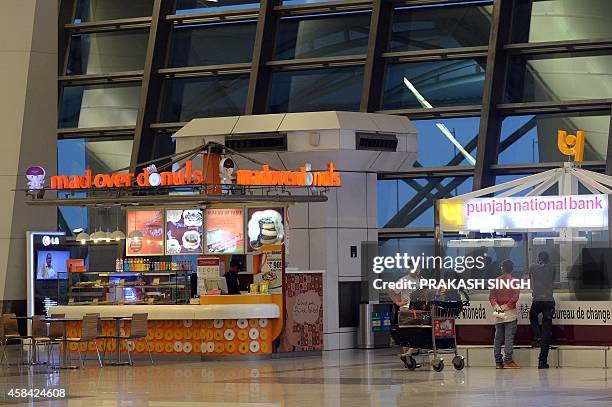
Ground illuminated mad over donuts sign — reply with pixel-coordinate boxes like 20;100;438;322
47;161;341;190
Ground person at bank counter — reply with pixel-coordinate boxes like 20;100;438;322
525;251;555;369
39;252;57;279
224;260;241;295
489;259;521;369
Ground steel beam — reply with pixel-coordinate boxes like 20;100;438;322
130;0;174;172
245;0;278;115
360;0;393;112
472;0;513;191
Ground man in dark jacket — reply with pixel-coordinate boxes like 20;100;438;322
526;251;556;369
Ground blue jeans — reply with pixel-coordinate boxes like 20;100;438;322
494;320;517;364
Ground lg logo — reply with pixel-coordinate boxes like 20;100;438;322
42;235;59;246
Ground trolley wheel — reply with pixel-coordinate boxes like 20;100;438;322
432;358;445;372
401;355;417;370
452;355;465;370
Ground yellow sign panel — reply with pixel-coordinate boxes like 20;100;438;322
440;200;464;230
557;130;585;163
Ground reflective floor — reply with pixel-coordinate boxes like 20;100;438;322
1;348;611;406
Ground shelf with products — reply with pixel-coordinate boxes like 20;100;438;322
67;265;192;305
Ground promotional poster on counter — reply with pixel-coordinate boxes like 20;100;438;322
165;209;204;255
247;207;285;252
205;208;244;254
126;209;164;256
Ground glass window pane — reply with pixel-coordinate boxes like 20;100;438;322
506;52;612;103
275;12;370;60
267;67;364;113
281;0;332;4
75;0;154;23
59;83;142;128
378;177;474;228
67;30;149;75
383;59;486;110
390;2;493;52
412;117;479;167
57;137;132;235
175;0;259;13
498;112;611;164
512;0;612;43
160;75;249;122
169;21;256;67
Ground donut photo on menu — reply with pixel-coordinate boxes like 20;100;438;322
126;210;165;256
247;208;284;251
165;208;203;255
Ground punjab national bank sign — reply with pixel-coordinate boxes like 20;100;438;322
440;194;608;232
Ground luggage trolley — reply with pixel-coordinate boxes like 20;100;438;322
392;296;469;372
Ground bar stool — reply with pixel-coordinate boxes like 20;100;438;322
104;313;153;365
46;313;65;367
0;314;26;365
30;315;52;365
65;314;103;367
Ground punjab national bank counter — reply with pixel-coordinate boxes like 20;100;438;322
435;131;612;366
25;145;334;359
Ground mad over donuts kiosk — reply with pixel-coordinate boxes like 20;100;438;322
24;144;338;361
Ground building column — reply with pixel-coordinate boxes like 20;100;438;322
0;0;57;313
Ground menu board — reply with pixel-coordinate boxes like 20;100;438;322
165;209;203;255
126;210;164;256
253;249;283;293
247;207;285;252
205;208;244;254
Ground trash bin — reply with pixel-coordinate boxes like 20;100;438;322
357;302;391;349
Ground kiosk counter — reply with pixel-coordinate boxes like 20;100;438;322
49;298;281;357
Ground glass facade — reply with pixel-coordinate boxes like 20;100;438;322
274;12;371;60
390;2;493;51
161;75;249;122
383;59;486;110
59;83;142;128
58;0;612;234
57;137;132;235
175;0;259;13
67;30;149;75
75;0;154;22
378;177;474;228
268;67;364;113
512;0;612;43
499;112;611;164
412;117;480;167
505;51;612;103
169;21;257;67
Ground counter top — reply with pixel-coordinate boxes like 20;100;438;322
48;304;280;320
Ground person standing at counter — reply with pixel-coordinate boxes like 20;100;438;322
224;260;241;295
490;259;521;369
526;251;555;369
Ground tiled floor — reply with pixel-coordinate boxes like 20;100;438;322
1;348;611;406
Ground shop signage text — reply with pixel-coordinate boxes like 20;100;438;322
236;163;341;187
440;194;608;232
47;160;341;190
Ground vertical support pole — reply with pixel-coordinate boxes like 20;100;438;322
245;0;278;115
434;200;443;281
130;0;174;172
360;0;393;112
473;0;514;191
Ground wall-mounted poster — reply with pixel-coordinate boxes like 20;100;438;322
253;248;283;293
126;210;164;256
205;208;244;254
247;207;285;252
165;209;203;255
